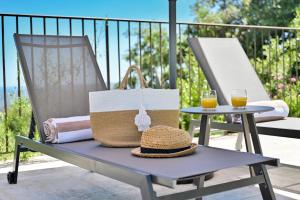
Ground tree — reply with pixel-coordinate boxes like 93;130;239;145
242;0;300;27
0;97;36;160
191;0;244;24
124;1;300;130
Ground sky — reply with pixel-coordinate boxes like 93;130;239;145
0;0;197;88
0;0;197;22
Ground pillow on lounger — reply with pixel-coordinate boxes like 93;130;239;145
248;100;289;122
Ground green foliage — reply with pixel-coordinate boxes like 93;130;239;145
191;0;244;24
125;26;170;89
242;0;300;27
253;34;300;117
0;98;38;161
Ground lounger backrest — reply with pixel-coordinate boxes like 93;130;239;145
188;37;270;105
14;34;107;142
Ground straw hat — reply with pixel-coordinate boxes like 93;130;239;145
131;125;197;158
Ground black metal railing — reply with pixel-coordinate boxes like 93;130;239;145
0;13;299;154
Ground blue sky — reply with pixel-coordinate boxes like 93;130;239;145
0;0;197;22
0;0;197;88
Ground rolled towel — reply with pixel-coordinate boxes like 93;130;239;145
43;115;92;143
248;100;289;122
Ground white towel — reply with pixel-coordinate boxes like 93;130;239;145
43;116;92;143
248;100;289;122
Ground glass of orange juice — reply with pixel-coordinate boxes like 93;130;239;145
231;89;247;109
201;90;218;110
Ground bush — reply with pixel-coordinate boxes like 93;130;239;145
0;97;39;161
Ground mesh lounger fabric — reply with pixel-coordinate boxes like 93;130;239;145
15;34;107;142
51;140;277;180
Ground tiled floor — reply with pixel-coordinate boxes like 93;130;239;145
0;162;299;200
0;134;299;200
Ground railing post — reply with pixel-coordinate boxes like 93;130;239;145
169;0;177;89
105;20;110;89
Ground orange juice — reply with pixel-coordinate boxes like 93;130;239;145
201;98;217;109
231;96;247;107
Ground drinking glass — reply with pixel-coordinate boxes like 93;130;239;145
201;90;217;110
231;89;247;109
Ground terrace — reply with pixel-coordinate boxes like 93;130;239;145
0;1;300;200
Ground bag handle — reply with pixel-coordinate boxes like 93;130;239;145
119;65;147;89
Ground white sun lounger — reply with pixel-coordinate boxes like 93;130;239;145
188;37;300;140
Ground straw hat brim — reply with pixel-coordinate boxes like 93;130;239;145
131;143;198;158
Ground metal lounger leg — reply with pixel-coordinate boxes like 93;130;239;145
235;132;243;151
139;174;156;200
7;139;21;184
254;165;276;200
195;176;205;200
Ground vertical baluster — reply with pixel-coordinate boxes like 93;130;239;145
288;31;292;106
105;20;110;89
261;30;264;75
69;18;74;110
29;16;34;88
268;30;272;95
56;18;62;116
295;31;300;111
159;22;163;88
253;29;257;71
197;24;201;101
1;15;8;153
43;17;49;117
246;28;249;57
139;22;142;70
179;24;183;109
16;16;21;116
93;19;99;89
188;25;192;106
81;18;85;35
128;21;131;66
43;17;46;34
282;30;285;100
275;30;279;94
149;22;153;87
81;19;86;93
93;19;97;57
56;18;59;35
69;18;72;36
117;21;121;86
128;21;133;87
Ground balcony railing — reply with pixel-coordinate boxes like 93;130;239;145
0;13;300;154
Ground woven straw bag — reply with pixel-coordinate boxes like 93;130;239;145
89;65;179;147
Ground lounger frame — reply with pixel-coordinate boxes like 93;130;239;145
10;135;277;200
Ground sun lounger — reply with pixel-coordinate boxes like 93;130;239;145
188;37;300;140
8;34;278;200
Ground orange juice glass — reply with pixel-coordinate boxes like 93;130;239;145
231;89;247;109
201;90;217;110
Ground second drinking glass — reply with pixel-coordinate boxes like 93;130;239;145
231;89;247;109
